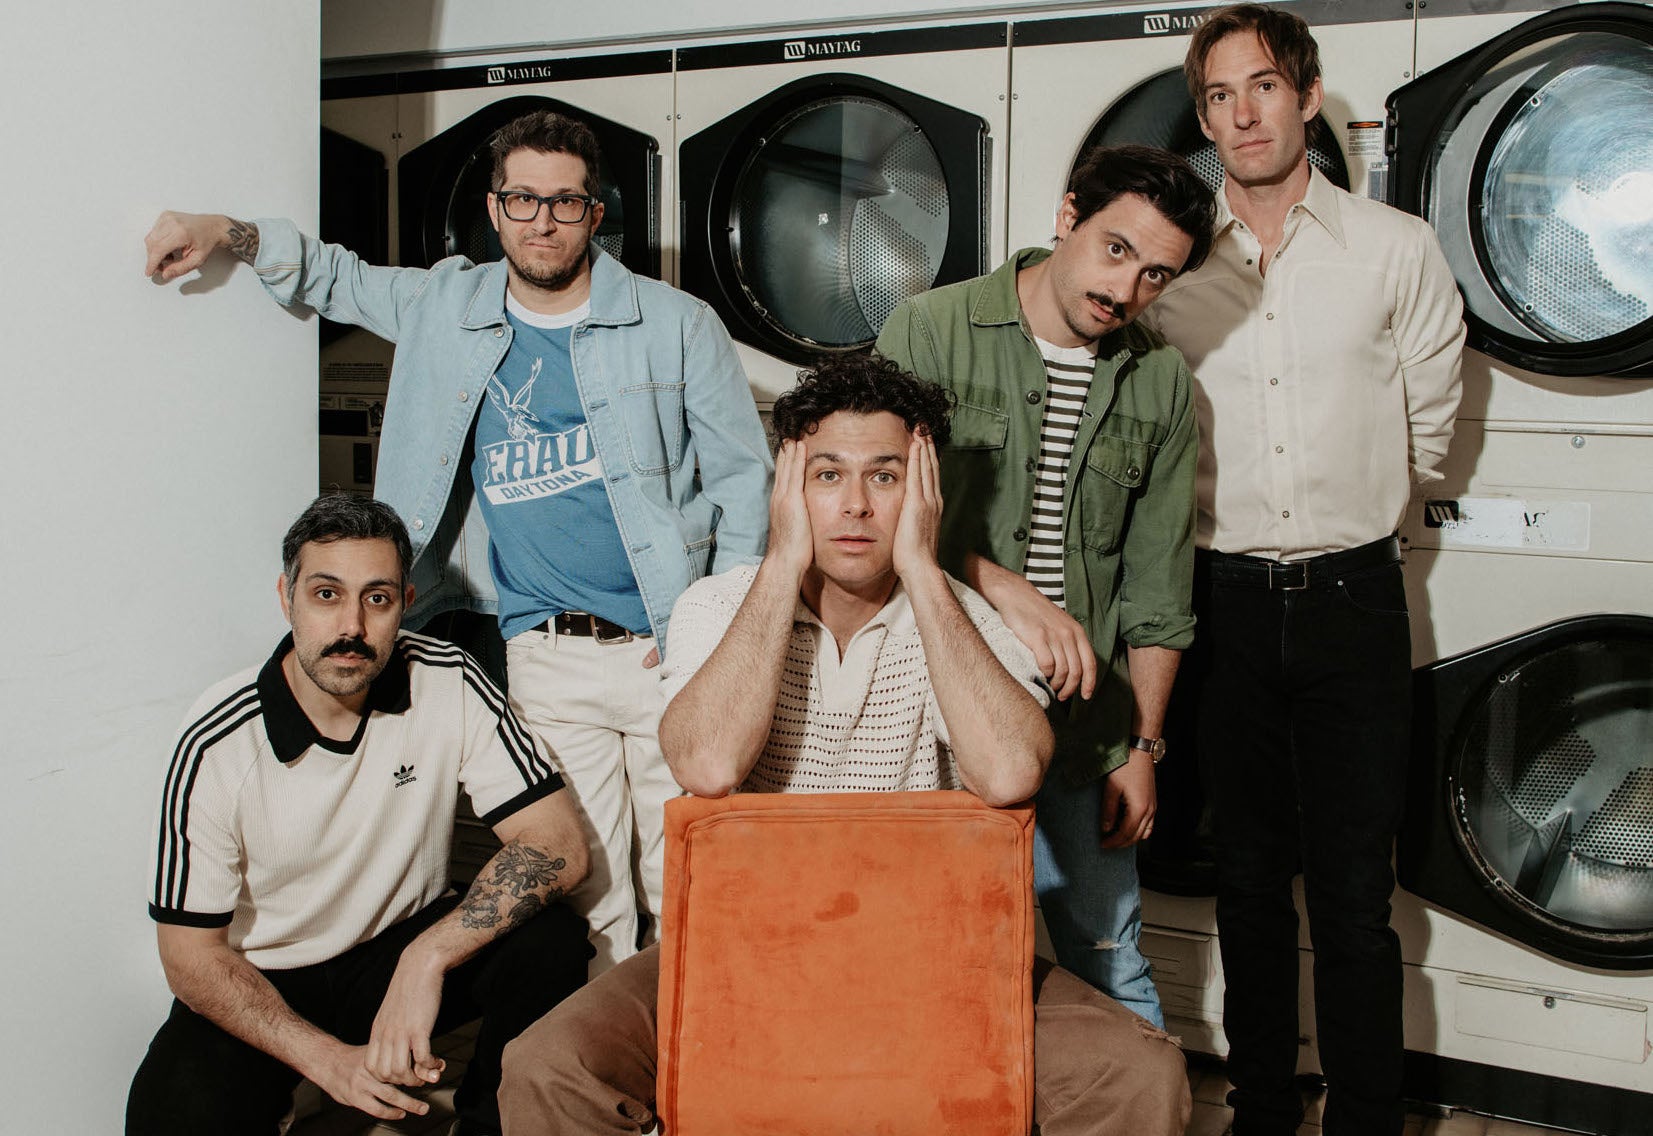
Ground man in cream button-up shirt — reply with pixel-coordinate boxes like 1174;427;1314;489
1143;7;1465;1136
1148;169;1464;559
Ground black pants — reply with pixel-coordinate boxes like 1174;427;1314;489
1197;554;1411;1136
126;897;591;1136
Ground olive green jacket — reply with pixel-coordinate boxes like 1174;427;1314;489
876;247;1198;784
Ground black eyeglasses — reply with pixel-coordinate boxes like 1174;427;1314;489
492;190;601;224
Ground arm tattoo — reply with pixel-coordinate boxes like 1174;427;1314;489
225;217;260;265
457;838;566;932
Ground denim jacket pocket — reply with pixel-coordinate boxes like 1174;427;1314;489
684;532;716;579
1079;434;1149;553
617;381;687;475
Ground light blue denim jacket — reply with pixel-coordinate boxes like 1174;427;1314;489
253;219;773;653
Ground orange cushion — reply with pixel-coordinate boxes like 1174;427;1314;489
656;790;1035;1136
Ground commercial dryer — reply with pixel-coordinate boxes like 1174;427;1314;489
1386;2;1653;1128
1005;0;1417;1061
675;23;1009;406
317;46;673;494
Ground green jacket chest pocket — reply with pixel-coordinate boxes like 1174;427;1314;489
1079;434;1150;554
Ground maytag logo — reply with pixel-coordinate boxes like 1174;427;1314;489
782;38;864;61
1143;11;1207;34
1423;500;1462;528
486;63;557;85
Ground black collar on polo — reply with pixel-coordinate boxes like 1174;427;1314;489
257;633;413;762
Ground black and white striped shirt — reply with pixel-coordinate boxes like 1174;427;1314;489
1023;338;1099;606
148;631;561;969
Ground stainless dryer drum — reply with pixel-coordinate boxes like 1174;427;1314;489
728;96;950;351
1389;4;1653;377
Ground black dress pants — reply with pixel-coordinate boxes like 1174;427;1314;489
126;897;591;1136
1197;554;1411;1136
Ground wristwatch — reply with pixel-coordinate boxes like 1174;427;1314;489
1128;734;1167;764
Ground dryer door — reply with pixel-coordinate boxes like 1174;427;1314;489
397;95;660;277
1389;3;1653;377
680;74;988;366
1071;67;1351;194
1402;615;1653;969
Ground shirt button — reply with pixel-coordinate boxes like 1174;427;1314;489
1246;258;1254;265
1013;527;1028;542
1026;390;1042;405
494;328;504;338
1269;377;1279;386
1024;457;1036;472
412;518;425;531
1281;510;1291;519
1275;445;1284;454
1266;312;1275;321
458;390;469;402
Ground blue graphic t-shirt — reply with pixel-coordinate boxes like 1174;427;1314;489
471;294;648;640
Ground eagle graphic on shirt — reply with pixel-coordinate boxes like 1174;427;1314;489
479;357;604;505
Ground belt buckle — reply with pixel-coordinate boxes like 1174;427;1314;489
1270;561;1310;591
593;617;634;646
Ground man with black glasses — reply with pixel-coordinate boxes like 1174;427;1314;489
143;110;773;978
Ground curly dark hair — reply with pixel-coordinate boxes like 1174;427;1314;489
770;352;956;449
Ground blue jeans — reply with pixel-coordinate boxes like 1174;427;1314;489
1033;773;1164;1027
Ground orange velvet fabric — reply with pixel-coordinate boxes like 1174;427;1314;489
656;790;1036;1136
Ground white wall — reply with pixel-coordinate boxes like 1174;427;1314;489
322;0;1085;59
0;3;319;1129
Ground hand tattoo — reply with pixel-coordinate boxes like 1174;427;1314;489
456;839;566;932
225;217;260;265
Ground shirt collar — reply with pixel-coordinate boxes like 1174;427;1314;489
1215;166;1346;248
792;580;916;639
257;633;412;763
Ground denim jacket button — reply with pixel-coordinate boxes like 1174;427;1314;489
494;328;504;338
412;518;424;531
458;390;469;402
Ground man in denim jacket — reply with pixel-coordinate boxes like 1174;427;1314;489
144;110;773;977
876;146;1214;1027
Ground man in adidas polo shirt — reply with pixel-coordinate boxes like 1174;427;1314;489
128;495;592;1136
497;355;1191;1135
876;145;1215;1026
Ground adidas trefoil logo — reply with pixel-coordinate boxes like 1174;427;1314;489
393;764;418;788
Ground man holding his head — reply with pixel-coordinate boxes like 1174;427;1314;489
1143;7;1466;1132
143;110;773;974
127;495;592;1136
497;354;1192;1136
877;145;1216;1026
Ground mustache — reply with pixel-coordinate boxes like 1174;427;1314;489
322;636;376;661
1087;292;1126;320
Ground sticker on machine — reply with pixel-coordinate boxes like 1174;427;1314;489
1422;496;1591;552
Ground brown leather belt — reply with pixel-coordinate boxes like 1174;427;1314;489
1205;535;1400;591
531;611;643;644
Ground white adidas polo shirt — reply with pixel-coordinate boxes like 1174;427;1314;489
148;630;563;970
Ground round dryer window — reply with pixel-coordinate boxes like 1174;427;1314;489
1402;22;1653;374
1448;632;1653;946
728;97;951;350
